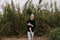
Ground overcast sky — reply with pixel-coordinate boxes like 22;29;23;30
0;0;60;13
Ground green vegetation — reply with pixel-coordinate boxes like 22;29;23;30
0;0;60;39
50;27;60;40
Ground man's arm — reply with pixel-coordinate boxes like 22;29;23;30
27;23;34;27
27;23;31;25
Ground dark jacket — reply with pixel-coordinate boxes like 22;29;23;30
27;19;36;32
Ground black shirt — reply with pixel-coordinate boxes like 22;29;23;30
27;19;36;32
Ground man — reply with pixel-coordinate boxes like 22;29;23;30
27;14;36;40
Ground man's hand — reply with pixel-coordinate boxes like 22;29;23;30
27;23;34;27
29;27;31;32
27;23;31;25
31;25;34;27
29;27;32;34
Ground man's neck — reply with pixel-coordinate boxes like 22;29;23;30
30;18;34;20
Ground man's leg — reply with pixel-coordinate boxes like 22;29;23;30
27;32;31;40
31;32;34;40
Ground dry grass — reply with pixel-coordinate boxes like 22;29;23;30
0;36;49;40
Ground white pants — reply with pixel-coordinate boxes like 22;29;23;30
27;32;34;40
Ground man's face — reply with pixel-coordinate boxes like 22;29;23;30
30;14;34;20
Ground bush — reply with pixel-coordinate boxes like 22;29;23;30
49;27;60;40
0;0;60;37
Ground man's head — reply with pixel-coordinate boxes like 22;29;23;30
30;14;34;20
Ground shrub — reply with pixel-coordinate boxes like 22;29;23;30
49;27;60;40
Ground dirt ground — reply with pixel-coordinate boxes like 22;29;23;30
0;36;49;40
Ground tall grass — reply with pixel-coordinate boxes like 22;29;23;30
0;0;60;37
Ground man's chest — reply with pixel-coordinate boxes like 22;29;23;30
29;20;34;24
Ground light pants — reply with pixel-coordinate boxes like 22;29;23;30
27;32;34;40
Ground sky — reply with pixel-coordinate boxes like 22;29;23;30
0;0;60;13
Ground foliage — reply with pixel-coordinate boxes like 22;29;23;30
0;0;60;37
49;27;60;40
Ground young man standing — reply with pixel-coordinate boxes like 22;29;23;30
27;14;36;40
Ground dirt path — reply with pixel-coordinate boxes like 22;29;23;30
1;37;49;40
